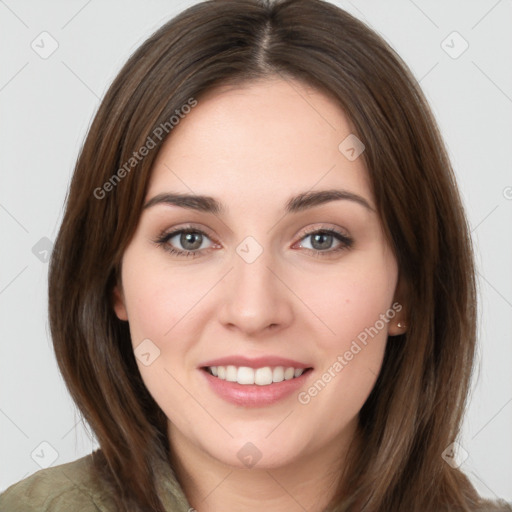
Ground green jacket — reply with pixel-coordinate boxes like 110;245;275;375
1;450;511;511
0;450;192;511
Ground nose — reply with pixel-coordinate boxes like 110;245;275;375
216;244;294;336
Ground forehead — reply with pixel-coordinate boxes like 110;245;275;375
147;78;371;207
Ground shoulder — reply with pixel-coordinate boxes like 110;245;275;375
0;451;116;512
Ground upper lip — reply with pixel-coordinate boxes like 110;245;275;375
200;356;312;369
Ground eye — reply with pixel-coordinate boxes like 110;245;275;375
154;227;215;258
154;225;353;258
295;228;353;257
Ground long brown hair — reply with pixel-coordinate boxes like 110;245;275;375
49;0;483;510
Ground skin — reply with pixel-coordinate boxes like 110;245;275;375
113;77;407;511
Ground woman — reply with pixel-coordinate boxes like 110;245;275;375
1;0;510;510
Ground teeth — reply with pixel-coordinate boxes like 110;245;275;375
207;365;306;386
284;367;295;380
254;367;273;386
226;365;237;382
237;366;255;385
272;366;284;383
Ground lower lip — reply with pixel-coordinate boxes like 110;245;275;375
201;368;313;407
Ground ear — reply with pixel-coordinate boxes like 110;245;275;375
388;274;408;337
112;284;129;321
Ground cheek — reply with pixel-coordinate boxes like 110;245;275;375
310;252;398;351
121;253;201;346
120;257;203;419
297;252;397;420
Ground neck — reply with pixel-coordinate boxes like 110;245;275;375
168;419;360;512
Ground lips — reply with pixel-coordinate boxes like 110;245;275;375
200;355;311;369
199;355;313;407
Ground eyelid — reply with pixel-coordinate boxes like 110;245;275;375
155;223;217;242
296;223;350;240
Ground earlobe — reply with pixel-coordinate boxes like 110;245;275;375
112;285;129;321
389;318;407;336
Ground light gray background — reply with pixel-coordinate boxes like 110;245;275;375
1;0;511;502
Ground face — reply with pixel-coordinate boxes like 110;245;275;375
113;78;406;470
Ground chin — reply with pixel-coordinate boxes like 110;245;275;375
200;434;308;471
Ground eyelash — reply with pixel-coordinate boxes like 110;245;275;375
153;225;354;259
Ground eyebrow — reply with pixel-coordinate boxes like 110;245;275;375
143;189;374;214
